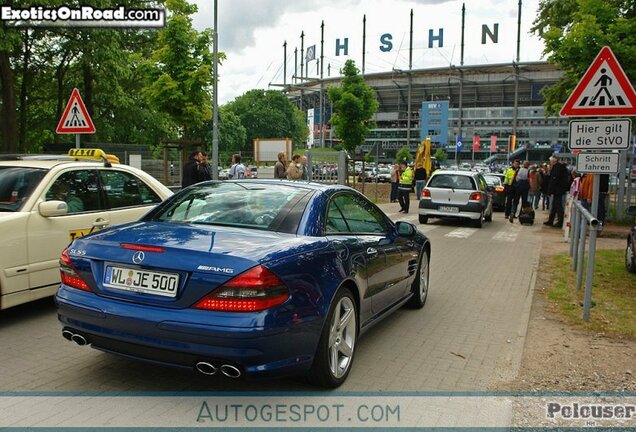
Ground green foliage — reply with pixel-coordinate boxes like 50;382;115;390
434;148;448;163
396;146;413;163
223;89;307;150
532;0;636;115
1;0;229;153
142;0;224;140
327;60;379;154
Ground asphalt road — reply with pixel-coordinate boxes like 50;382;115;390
0;203;542;392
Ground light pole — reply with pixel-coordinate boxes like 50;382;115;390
211;0;219;180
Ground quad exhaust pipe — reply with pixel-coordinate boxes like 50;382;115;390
195;361;242;378
62;329;89;346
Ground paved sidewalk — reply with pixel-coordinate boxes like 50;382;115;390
0;205;541;393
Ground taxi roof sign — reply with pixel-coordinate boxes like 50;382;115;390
560;46;636;117
56;88;96;134
67;148;119;164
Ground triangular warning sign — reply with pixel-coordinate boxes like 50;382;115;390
56;88;96;134
560;46;636;117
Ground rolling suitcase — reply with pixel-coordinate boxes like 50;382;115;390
518;206;535;225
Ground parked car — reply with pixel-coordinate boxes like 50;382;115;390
0;149;172;310
357;167;376;182
375;167;392;183
626;206;636;274
218;168;231;180
483;173;506;211
56;180;431;388
419;170;493;227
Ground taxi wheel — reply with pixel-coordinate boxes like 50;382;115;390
419;215;428;224
308;288;357;388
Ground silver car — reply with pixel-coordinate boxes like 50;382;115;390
418;170;493;228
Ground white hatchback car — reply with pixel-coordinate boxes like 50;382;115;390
0;149;172;310
418;170;493;228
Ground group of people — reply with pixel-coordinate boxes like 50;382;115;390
503;156;569;227
274;152;310;180
390;161;428;214
502;154;607;228
182;151;248;188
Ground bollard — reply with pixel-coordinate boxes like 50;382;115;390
572;207;580;271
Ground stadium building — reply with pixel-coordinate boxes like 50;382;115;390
286;61;568;164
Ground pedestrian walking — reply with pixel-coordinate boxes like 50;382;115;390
397;161;413;213
414;163;427;201
198;151;212;182
390;163;400;202
274;152;287;179
503;159;520;218
539;163;550;210
544;155;569;228
182;150;203;188
529;165;541;209
229;154;246;179
510;160;530;222
286;154;303;180
301;155;309;180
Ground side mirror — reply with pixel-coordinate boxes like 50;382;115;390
396;221;416;237
39;200;68;217
627;206;636;217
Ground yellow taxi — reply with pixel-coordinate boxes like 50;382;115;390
0;149;172;310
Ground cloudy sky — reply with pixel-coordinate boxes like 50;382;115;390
192;0;546;104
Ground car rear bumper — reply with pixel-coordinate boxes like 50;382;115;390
56;286;321;377
418;200;483;220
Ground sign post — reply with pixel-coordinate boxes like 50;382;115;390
562;46;636;321
55;88;96;149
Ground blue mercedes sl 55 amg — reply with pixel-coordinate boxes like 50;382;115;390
56;180;431;387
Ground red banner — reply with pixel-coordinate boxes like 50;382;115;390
490;135;497;152
473;135;480;152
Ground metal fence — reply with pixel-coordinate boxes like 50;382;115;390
305;150;347;185
568;200;601;322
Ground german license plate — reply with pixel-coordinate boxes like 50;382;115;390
439;206;459;213
104;266;178;297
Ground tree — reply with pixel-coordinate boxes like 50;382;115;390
190;106;247;156
142;0;222;142
223;89;307;151
396;146;413;163
532;0;636;115
327;60;379;154
434;148;448;163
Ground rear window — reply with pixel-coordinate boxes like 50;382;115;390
147;183;307;232
428;174;476;190
484;176;503;186
0;166;47;211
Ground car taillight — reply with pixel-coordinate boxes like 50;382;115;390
495;186;505;192
469;192;482;201
421;188;431;199
193;265;289;312
59;248;91;292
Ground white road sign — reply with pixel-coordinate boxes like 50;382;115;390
576;153;619;174
569;118;631;150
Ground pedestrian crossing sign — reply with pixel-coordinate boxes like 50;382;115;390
56;88;96;134
560;46;636;117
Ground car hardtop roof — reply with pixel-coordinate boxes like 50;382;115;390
431;169;481;177
199;179;353;192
